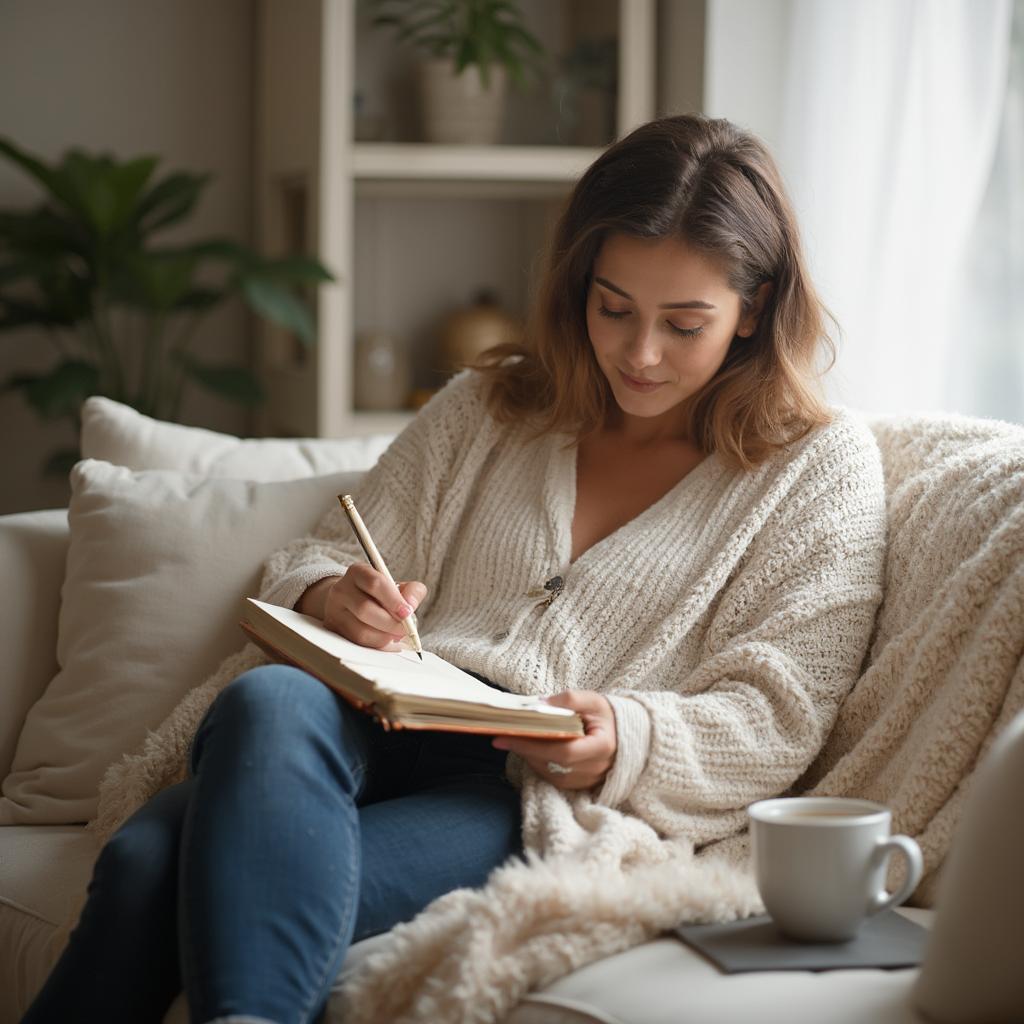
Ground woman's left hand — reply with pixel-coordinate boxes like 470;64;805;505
492;691;618;791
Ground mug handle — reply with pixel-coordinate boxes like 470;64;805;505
868;834;924;915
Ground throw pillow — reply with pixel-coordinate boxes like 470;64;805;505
0;460;361;826
80;396;395;480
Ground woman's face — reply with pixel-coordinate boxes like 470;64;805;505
586;232;765;436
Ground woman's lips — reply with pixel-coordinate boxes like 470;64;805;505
618;369;665;393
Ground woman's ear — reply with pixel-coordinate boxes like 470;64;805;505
737;282;773;338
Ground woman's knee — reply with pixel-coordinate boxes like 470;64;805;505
191;664;353;770
210;664;338;733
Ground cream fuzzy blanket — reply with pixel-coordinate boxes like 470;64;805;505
70;412;1023;1023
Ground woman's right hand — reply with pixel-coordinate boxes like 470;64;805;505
297;566;427;650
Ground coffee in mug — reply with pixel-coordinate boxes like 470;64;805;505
747;797;924;942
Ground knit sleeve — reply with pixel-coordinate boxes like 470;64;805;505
257;370;489;614
595;418;887;846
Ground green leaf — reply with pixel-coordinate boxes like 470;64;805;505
255;255;335;285
43;149;159;239
0;293;82;330
176;237;255;270
0;206;90;262
4;359;99;419
135;171;211;233
43;448;81;477
0;137;82;214
57;151;118;236
367;0;544;90
175;287;224;312
176;355;265;405
241;277;316;347
109;249;199;311
109;155;160;230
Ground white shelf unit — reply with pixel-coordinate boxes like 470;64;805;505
255;0;702;439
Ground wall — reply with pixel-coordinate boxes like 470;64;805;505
0;0;255;514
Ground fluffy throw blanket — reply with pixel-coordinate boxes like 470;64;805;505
69;413;1023;1023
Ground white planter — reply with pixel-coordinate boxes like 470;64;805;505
418;57;507;145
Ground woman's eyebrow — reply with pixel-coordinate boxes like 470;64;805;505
594;275;717;310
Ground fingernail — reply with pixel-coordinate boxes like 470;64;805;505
396;602;412;619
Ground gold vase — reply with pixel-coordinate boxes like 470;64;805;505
439;290;521;373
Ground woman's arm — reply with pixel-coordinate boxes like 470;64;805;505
590;436;887;844
256;370;490;619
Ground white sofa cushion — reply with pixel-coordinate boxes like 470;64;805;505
81;395;393;480
0;825;96;1022
0;461;363;825
0;510;69;781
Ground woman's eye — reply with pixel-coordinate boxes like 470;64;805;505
598;304;704;338
670;323;704;338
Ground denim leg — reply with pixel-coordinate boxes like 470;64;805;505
20;779;193;1024
352;771;523;942
179;664;385;1024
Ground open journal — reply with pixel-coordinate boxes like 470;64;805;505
239;598;584;739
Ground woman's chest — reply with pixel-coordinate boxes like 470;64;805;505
434;432;719;607
570;439;706;564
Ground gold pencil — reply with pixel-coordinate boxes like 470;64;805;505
338;494;423;660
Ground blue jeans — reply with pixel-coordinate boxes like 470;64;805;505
22;664;523;1024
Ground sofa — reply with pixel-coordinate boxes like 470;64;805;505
1;395;1022;1024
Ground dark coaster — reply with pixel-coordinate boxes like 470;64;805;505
673;911;929;973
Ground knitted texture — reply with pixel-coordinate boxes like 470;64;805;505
257;369;888;851
80;369;895;1020
789;412;1024;904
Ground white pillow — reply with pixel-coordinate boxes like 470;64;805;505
0;460;362;825
81;395;394;480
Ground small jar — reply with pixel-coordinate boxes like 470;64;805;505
353;331;411;411
439;289;521;374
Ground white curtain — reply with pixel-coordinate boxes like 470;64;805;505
776;0;1014;417
946;0;1024;422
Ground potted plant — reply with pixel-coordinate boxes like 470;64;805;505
0;137;333;473
366;0;546;144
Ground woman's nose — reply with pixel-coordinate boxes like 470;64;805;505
624;323;661;369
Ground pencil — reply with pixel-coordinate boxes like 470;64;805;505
338;494;423;660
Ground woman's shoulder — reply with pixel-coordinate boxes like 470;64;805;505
798;407;880;471
743;407;886;517
802;407;884;456
393;369;497;451
415;368;492;426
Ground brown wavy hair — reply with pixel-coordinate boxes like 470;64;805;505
475;114;836;469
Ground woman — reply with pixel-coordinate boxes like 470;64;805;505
23;114;886;1024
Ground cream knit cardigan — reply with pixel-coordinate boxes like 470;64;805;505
88;370;891;1022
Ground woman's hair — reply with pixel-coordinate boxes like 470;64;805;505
475;113;835;469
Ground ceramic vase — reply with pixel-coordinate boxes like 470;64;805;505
418;58;507;145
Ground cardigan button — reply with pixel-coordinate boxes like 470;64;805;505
493;629;510;643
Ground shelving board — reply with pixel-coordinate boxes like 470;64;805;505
352;143;604;182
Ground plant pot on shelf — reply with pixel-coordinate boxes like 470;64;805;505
418;58;508;145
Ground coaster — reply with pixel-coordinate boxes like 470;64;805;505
673;911;929;973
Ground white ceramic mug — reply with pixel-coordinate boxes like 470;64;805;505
748;796;924;942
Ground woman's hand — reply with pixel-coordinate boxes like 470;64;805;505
297;566;427;650
492;691;618;791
